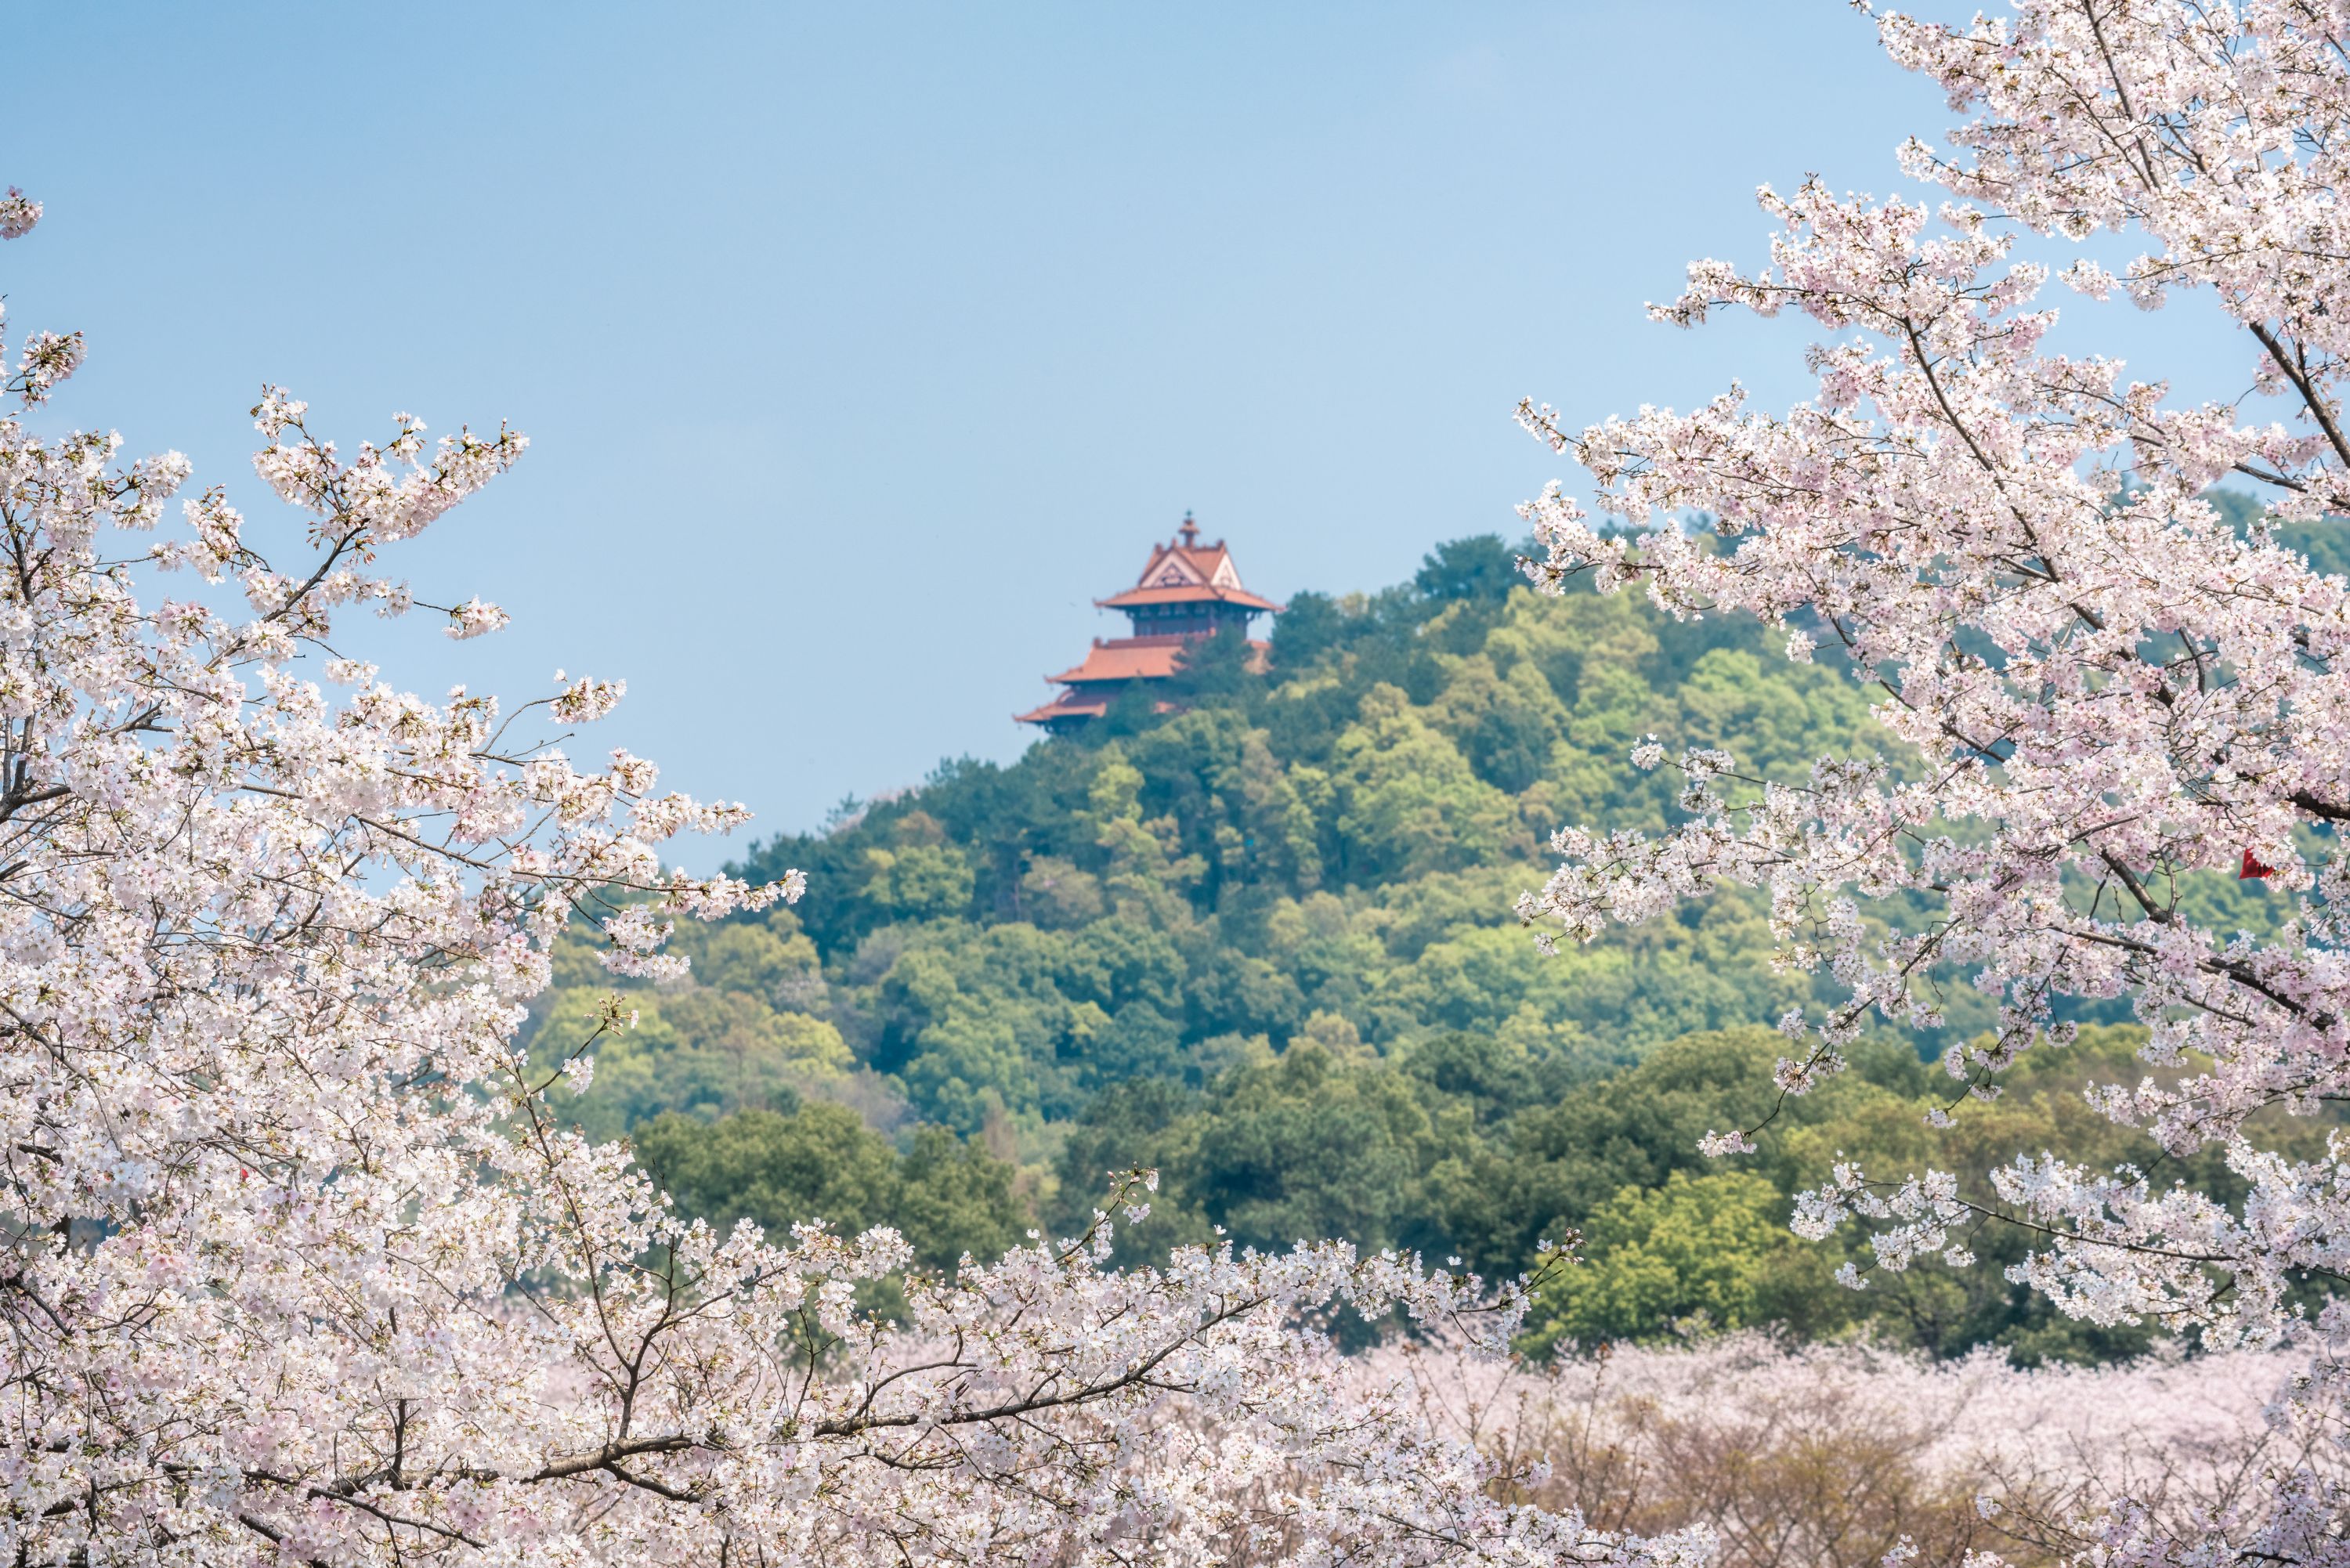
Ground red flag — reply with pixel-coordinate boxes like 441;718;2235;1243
2241;849;2277;880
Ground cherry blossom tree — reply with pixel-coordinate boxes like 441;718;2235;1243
1368;1330;2338;1568
0;193;1693;1568
1517;4;2350;1563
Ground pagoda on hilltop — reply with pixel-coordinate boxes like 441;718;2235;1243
1016;514;1280;732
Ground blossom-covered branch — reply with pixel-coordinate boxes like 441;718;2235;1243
1519;6;2350;1561
0;191;1687;1566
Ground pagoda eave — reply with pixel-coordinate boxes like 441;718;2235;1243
1094;584;1281;613
1014;694;1108;728
1044;636;1195;685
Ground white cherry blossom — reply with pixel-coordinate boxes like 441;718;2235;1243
1520;6;2350;1562
0;193;1683;1568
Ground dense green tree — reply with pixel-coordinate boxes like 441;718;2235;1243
548;985;855;1144
1412;534;1523;607
636;1100;898;1245
1428;653;1568;794
1183;1045;1436;1252
1047;1043;1438;1265
634;1099;1023;1273
1327;684;1520;881
1517;1171;1831;1353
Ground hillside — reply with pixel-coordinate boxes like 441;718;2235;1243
522;526;2318;1362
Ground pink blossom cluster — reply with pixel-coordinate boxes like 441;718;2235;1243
1374;1333;2339;1568
1518;4;2350;1563
0;202;1690;1566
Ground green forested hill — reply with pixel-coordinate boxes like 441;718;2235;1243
522;529;2313;1362
728;535;1896;1122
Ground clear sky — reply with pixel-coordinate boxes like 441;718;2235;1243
5;2;2252;869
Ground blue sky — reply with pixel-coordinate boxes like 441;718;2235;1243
5;3;2252;869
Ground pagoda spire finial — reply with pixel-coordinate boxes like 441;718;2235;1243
1177;510;1199;548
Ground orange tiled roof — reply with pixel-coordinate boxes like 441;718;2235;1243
1018;640;1271;725
1046;636;1191;685
1097;581;1281;612
1014;692;1109;725
1047;635;1271;685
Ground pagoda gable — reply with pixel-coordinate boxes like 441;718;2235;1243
1137;547;1206;589
1131;529;1248;597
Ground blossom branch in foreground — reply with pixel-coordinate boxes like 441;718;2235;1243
0;197;1689;1566
1519;5;2350;1563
